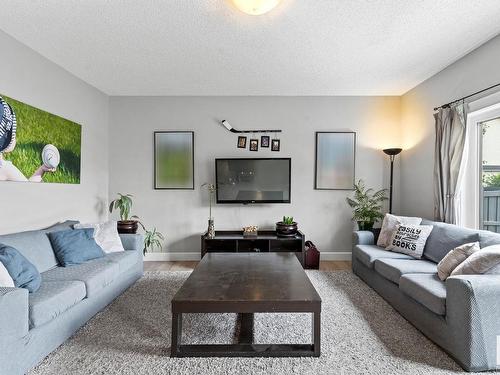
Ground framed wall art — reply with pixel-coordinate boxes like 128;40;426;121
237;136;247;148
154;131;194;189
249;139;258;151
0;94;81;184
315;131;356;190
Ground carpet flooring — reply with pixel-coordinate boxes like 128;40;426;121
29;271;486;374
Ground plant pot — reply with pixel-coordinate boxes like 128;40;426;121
117;220;139;234
357;221;374;231
276;221;298;237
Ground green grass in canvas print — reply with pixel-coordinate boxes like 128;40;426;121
1;94;81;184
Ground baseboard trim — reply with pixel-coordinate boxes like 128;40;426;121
320;252;352;261
144;251;352;262
144;252;201;261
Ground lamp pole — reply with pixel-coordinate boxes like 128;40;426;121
383;148;402;214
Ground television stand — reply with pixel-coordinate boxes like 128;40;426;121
201;230;305;267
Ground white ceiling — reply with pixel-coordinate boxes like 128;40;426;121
1;0;500;96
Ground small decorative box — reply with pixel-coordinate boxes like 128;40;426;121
243;225;258;237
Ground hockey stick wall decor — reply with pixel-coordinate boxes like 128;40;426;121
221;120;282;134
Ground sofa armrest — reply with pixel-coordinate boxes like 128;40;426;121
0;287;29;341
119;234;144;252
352;231;374;247
446;275;500;371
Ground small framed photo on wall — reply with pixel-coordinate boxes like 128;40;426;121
315;131;356;190
249;139;259;151
271;139;280;152
237;136;247;148
261;136;270;148
154;131;194;190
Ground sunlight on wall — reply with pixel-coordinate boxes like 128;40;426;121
401;92;432;151
358;97;402;151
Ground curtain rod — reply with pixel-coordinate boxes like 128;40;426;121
433;82;500;111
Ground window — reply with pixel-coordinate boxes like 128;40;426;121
462;99;500;231
481;118;500;232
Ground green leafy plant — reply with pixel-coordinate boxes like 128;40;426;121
483;173;500;188
139;224;165;255
282;216;295;225
109;193;137;221
346;180;388;230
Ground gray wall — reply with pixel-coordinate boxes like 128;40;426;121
400;34;500;219
109;96;400;254
0;31;109;234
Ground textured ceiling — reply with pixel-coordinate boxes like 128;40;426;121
1;0;500;96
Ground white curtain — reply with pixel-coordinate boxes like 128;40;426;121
434;103;469;224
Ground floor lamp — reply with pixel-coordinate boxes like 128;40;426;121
383;148;402;214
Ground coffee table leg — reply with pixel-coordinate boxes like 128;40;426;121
171;312;182;357
312;311;320;356
238;313;254;344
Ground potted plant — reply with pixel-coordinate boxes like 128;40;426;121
139;224;165;255
346;180;387;231
276;216;298;237
109;193;139;234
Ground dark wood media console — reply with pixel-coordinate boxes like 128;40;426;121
201;230;306;267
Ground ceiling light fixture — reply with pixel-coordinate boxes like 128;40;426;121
232;0;281;15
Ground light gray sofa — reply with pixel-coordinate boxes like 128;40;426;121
0;221;143;375
352;219;500;372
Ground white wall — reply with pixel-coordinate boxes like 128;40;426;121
109;96;401;255
400;35;500;219
0;31;109;234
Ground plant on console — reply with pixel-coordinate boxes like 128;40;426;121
346;180;387;230
109;193;140;234
109;193;165;253
276;216;298;237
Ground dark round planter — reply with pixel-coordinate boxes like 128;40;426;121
276;221;298;237
357;221;374;231
117;220;139;234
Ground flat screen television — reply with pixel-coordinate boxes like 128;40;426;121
215;158;291;204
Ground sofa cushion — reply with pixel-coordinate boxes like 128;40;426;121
374;258;437;284
29;280;86;328
377;214;422;248
478;230;500;248
0;220;79;273
0;244;41;293
354;245;413;269
42;258;120;298
386;224;433;259
399;274;447;315
48;229;104;266
421;219;479;263
106;251;138;272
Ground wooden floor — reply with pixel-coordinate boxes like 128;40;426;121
144;260;351;272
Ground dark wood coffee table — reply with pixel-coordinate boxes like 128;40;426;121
170;252;321;357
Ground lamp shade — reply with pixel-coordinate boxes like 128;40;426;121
383;148;402;156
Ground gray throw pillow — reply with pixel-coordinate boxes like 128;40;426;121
386;224;433;259
420;220;480;263
451;245;500;276
437;242;480;281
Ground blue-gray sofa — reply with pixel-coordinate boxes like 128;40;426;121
353;219;500;372
0;221;143;375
